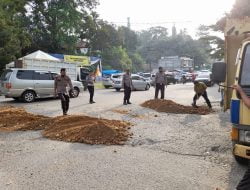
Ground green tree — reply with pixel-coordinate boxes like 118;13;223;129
0;0;31;71
91;20;121;52
129;52;145;72
118;26;138;53
102;46;132;70
27;0;98;54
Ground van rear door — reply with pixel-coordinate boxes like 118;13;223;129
0;69;13;94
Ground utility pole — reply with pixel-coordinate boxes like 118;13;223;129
127;17;131;29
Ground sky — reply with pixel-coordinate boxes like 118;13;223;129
96;0;235;37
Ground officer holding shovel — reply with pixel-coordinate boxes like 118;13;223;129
192;81;212;108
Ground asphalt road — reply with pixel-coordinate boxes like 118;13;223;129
0;83;247;190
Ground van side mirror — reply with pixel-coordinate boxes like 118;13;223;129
211;62;226;83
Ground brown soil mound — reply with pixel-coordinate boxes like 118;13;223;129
0;106;51;131
42;115;131;145
0;106;131;145
141;99;212;115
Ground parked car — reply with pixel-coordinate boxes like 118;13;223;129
141;73;153;84
112;74;150;91
102;75;113;89
195;73;213;87
166;72;177;84
0;69;84;102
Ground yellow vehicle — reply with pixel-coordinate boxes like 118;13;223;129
212;18;250;164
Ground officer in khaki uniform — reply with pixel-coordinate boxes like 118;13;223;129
192;81;212;108
54;68;74;115
122;69;133;105
154;67;167;99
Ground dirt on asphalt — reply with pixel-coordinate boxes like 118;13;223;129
0;106;51;131
43;115;131;145
0;106;131;145
141;99;213;115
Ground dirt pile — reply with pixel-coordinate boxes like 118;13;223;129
43;115;131;145
0;106;131;145
141;99;213;115
0;106;51;131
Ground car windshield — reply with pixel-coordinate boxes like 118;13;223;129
240;44;250;86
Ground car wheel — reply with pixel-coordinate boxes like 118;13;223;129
22;91;35;103
115;88;121;92
145;84;150;90
73;87;80;97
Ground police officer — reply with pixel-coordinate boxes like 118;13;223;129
54;68;73;115
122;69;133;105
154;67;167;99
86;72;96;104
192;81;212;108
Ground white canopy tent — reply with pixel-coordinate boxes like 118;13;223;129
6;50;61;68
23;50;60;61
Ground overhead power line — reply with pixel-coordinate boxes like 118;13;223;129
109;21;192;25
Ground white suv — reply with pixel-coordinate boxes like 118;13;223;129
0;69;84;102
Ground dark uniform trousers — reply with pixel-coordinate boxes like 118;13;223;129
155;83;165;99
193;91;212;108
58;93;70;113
87;86;94;102
237;161;250;190
124;85;131;103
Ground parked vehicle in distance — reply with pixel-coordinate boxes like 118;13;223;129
102;75;113;89
102;70;122;89
112;74;150;91
141;73;153;84
165;72;177;84
0;69;84;102
195;73;213;87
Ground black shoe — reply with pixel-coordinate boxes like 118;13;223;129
192;103;198;108
123;102;127;105
127;102;132;104
63;112;67;116
90;101;96;104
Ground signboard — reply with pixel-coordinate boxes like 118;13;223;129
64;55;90;65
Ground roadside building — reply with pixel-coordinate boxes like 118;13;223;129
158;56;194;71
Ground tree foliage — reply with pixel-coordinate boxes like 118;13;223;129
102;46;132;70
26;0;98;54
0;0;31;70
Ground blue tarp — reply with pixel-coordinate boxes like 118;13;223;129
102;70;121;75
50;53;64;60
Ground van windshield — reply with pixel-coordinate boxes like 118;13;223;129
0;70;13;81
240;44;250;86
